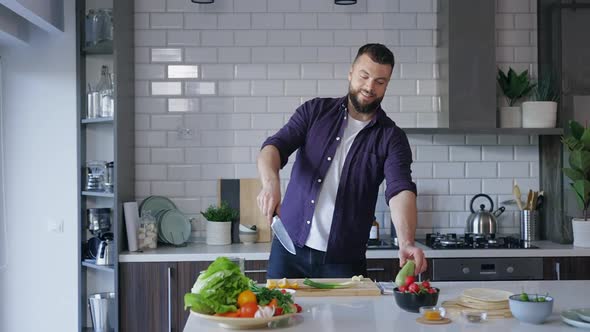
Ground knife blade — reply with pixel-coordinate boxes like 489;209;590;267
271;215;296;255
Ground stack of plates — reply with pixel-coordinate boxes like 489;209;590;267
140;196;191;246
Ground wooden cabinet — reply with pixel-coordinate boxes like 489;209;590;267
244;260;269;283
120;262;178;332
543;257;590;280
177;261;212;330
366;259;397;282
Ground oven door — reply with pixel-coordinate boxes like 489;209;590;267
431;257;544;281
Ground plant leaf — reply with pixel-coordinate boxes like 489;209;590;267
572;180;590;212
569;150;590;175
563;167;585;181
581;128;590;150
570;120;585;140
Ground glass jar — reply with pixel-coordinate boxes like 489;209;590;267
95;66;114;117
138;211;158;250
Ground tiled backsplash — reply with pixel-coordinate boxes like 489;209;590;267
133;0;539;238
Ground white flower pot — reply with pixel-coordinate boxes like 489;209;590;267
572;218;590;248
500;106;522;128
206;220;232;245
522;101;557;128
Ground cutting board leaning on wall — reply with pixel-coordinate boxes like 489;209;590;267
218;179;271;243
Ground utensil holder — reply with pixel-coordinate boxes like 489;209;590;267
520;210;539;242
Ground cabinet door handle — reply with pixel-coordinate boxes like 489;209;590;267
556;262;561;281
168;267;173;332
367;267;385;272
244;269;267;274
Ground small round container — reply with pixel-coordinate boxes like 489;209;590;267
462;311;488;323
509;294;554;324
419;306;446;321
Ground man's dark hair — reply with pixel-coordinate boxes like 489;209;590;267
354;43;395;70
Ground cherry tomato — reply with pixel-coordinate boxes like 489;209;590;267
408;283;420;294
421;281;431;289
427;288;437;294
215;311;240;317
274;307;284;316
239;302;258;318
237;290;257;308
295;303;302;313
405;276;416;286
398;285;408;293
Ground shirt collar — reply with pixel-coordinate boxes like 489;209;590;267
339;95;387;127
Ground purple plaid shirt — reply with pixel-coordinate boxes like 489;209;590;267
262;96;416;263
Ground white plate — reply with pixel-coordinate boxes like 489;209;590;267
191;310;298;329
576;308;590;323
562;309;590;329
461;288;513;302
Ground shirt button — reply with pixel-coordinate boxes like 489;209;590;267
327;157;332;161
306;220;311;224
317;179;322;183
344;116;347;120
336;137;341;141
311;200;315;204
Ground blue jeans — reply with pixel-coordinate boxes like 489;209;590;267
266;237;367;279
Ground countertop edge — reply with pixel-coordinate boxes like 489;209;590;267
119;241;590;263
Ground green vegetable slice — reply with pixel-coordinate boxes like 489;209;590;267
303;278;355;289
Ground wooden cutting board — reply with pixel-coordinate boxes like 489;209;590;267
267;278;382;297
218;178;271;243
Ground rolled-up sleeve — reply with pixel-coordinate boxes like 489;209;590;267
384;128;417;203
261;101;311;169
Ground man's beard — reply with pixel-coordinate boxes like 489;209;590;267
348;87;383;115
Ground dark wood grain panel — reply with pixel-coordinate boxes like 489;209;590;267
119;262;177;332
177;261;212;330
244;260;269;283
544;257;590;280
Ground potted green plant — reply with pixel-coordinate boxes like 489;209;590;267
201;201;239;245
497;68;536;128
523;72;560;128
561;120;590;247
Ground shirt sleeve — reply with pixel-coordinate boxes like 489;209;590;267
384;128;417;203
261;100;311;169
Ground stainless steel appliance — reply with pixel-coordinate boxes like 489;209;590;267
465;193;505;234
420;232;543;281
430;257;543;281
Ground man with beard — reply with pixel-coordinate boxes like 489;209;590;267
257;43;426;278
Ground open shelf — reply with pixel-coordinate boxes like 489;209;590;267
82;260;115;272
82;117;113;124
82;191;114;198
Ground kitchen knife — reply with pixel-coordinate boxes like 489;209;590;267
271;215;296;255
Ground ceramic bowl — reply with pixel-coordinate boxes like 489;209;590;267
509;294;554;324
393;288;439;313
239;231;258;244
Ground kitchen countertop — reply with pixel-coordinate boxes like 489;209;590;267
119;241;590;262
183;280;590;332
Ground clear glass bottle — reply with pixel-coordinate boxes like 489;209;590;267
96;66;114;117
138;211;158;250
85;9;97;47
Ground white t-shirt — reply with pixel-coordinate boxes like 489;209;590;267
305;114;370;251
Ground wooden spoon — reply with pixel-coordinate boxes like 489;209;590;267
525;190;533;210
513;184;523;210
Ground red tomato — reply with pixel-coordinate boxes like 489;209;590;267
427;288;438;294
295;303;302;313
421;281;431;289
398;285;408;293
239;302;258;318
408;283;420;294
405;276;416;286
274;307;283;316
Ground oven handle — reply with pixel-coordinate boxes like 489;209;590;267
556;261;561;280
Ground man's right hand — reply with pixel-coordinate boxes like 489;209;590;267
257;181;281;224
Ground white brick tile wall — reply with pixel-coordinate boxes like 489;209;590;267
133;1;539;235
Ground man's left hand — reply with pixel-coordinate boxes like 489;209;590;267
398;245;427;274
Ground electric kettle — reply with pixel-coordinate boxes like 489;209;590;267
465;193;505;235
96;233;114;266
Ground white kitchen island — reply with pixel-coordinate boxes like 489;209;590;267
183;280;590;331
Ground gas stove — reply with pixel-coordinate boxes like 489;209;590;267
419;233;537;249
